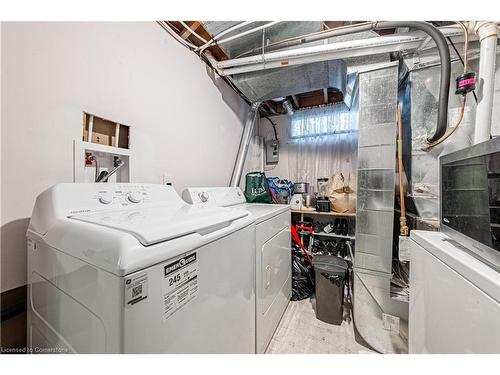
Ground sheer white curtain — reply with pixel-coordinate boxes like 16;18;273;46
288;102;358;191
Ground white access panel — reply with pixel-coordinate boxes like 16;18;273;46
409;231;500;354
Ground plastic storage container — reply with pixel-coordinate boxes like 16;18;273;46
312;255;348;325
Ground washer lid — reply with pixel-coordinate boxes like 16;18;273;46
70;203;248;246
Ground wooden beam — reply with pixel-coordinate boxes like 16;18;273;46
297;92;325;108
165;21;230;61
179;21;201;40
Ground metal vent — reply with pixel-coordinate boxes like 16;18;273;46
228;60;347;102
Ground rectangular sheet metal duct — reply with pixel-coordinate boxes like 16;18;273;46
353;63;408;354
355;63;398;274
229;60;347;102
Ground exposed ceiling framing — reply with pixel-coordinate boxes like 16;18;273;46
166;21;229;61
162;21;389;116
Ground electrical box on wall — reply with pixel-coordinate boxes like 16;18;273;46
266;139;279;164
74;112;132;183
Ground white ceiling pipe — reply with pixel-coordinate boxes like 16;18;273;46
216;28;468;76
473;21;499;144
204;50;219;70
216;21;282;46
179;21;208;44
157;21;198;49
220;36;424;75
218;33;422;68
197;22;280;56
195;21;254;52
218;36;432;76
218;27;464;68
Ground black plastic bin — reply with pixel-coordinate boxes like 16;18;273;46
312;255;348;325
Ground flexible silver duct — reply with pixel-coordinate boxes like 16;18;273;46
230;102;261;187
282;99;295;115
372;21;451;143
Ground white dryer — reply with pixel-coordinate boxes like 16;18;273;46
409;231;500;353
182;187;291;354
27;183;256;353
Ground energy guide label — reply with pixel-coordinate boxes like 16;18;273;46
161;252;198;321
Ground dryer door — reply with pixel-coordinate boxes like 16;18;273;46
256;211;291;353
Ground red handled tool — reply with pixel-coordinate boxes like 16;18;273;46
291;224;312;264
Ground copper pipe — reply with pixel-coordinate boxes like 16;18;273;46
397;103;409;236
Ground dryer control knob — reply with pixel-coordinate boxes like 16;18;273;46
198;192;209;203
127;192;143;203
99;194;113;204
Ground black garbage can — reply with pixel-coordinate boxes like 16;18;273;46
312;255;348;325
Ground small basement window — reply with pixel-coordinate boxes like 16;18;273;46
83;112;130;149
290;103;356;139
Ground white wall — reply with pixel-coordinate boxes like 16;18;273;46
0;22;249;292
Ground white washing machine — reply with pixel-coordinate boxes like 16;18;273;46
182;187;291;353
27;183;256;353
409;230;500;353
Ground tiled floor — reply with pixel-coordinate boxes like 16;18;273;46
266;298;375;354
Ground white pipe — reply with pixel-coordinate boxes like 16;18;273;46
157;21;198;49
474;21;498;144
194;21;254;52
204;51;222;74
212;21;254;40
219;26;464;68
216;27;467;76
216;21;281;46
217;36;420;75
199;21;282;57
179;21;208;44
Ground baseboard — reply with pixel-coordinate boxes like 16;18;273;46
1;285;27;352
1;285;27;322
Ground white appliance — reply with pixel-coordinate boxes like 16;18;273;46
409;230;500;353
290;193;303;210
27;183;256;353
182;187;291;354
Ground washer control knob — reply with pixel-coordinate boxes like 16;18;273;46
198;192;209;203
127;192;143;203
99;194;113;205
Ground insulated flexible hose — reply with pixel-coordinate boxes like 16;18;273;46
372;21;451;143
